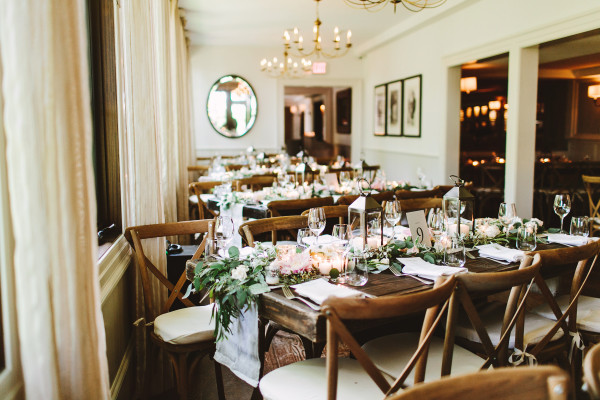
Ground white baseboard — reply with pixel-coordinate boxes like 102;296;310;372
111;335;135;400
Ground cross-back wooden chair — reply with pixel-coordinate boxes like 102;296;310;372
224;163;245;171
582;175;600;236
187;164;210;182
395;197;442;214
124;220;225;400
362;256;547;386
189;181;222;220
388;366;570;400
267;196;333;217
584;342;600;399
233;175;276;191
335;190;396;206
528;240;600;386
259;277;457;400
239;215;308;247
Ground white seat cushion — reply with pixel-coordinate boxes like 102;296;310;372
153;305;215;345
530;295;600;332
259;358;391;400
189;195;198;204
361;333;482;384
454;302;564;348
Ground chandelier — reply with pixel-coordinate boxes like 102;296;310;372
260;47;313;79
284;0;352;59
344;0;446;13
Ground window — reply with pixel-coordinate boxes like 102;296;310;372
87;0;122;255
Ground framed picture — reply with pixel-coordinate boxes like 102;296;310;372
374;84;386;136
402;75;422;137
386;80;402;136
336;88;352;134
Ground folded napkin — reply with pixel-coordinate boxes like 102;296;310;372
397;257;466;280
383;226;411;239
301;234;337;246
476;244;524;262
546;233;590;246
291;278;365;304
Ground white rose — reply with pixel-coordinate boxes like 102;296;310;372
530;218;543;227
231;265;248;280
482;224;501;238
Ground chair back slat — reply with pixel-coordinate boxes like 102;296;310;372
239;215;308;247
268;197;333;217
188;182;221;219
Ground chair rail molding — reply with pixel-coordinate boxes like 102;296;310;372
99;235;131;304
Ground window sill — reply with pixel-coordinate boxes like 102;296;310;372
98;235;131;304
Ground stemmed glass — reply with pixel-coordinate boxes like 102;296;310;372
554;194;572;234
297;228;313;248
308;207;326;245
498;202;517;238
384;199;401;239
215;216;235;254
428;209;445;239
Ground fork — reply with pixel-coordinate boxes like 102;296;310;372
388;263;433;285
281;286;321;310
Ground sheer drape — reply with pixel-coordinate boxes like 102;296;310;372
114;0;194;395
0;1;110;398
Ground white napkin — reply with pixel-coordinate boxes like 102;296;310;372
383;226;411;239
291;278;365;305
214;304;260;387
302;234;337;246
476;244;524;262
546;233;590;246
397;257;466;280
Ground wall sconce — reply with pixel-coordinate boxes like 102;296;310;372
481;105;488;115
488;100;501;110
473;106;480;117
588;84;600;106
290;105;298;114
489;110;497;125
466;107;472;118
460;77;477;94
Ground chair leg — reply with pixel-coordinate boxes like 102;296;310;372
176;353;189;400
214;359;226;400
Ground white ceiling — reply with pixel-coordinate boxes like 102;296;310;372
178;0;414;48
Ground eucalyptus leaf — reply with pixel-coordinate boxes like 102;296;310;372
423;254;436;264
228;246;240;259
194;261;203;274
182;283;194;299
249;283;270;295
548;228;561;233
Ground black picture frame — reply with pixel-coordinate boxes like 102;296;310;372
374;84;386;136
336;88;352;134
402;74;422;138
386;80;403;136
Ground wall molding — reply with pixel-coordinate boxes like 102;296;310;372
99;235;132;304
110;334;134;400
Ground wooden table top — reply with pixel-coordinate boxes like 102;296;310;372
259;245;562;343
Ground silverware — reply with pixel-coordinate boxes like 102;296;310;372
281;286;321;310
465;251;476;259
388;263;433;285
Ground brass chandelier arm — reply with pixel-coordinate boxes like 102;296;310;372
343;0;447;13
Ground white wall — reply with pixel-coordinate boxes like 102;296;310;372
190;45;363;157
359;0;600;187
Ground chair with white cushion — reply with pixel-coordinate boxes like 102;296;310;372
362;254;563;386
125;220;225;400
259;276;457;400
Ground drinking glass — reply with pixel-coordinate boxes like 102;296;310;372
443;235;466;268
553;194;571;234
517;223;537;251
384;199;401;239
297;228;314;248
215;215;234;254
498;202;517;237
570;216;590;237
332;224;351;283
428;209;445;238
308;207;326;245
346;253;368;286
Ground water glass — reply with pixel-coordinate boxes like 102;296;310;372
384;199;401;238
517;223;537;251
308;207;326;244
346;253;368;286
332;224;351;283
444;235;466;268
297;228;314;248
570;216;590;237
498;202;517;237
553;194;571;233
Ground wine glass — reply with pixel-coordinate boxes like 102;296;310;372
215;216;235;253
498;202;517;238
297;228;313;248
308;207;326;245
428;209;445;238
554;194;571;234
384;199;401;239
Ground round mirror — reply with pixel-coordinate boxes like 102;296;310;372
207;75;258;138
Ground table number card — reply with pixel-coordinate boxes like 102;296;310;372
406;210;432;247
324;173;340;192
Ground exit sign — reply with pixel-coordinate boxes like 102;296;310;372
312;62;327;74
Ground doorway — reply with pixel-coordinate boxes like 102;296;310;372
284;86;351;164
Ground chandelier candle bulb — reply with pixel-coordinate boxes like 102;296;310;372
284;30;290;43
347;30;352;44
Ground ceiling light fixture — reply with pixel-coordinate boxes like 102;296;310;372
460;77;477;94
260;47;312;79
284;0;352;59
343;0;446;13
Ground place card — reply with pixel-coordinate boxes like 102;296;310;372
324;173;340;192
406;210;432;247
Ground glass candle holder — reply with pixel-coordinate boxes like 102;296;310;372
517;222;537;251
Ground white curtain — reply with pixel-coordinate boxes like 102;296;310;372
0;1;110;399
114;0;194;395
